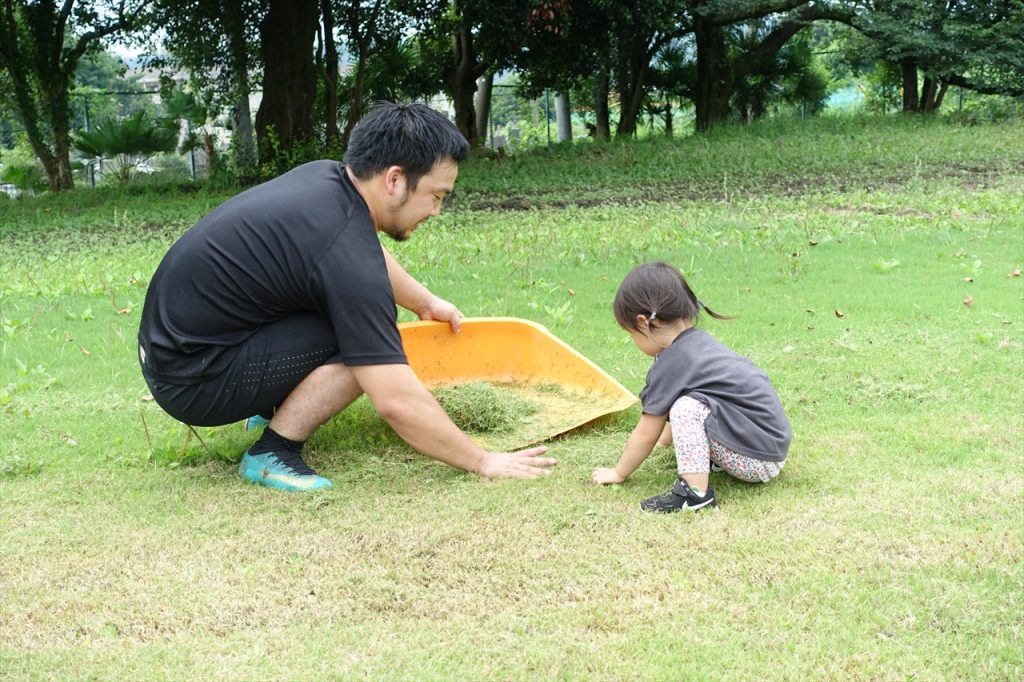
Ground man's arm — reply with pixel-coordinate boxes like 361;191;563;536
382;247;462;332
351;363;556;478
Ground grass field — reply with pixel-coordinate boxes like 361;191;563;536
1;115;1022;680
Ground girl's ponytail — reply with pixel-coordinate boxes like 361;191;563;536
615;261;732;330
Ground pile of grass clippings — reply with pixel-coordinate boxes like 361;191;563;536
432;381;538;433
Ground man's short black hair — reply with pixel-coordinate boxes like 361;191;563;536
343;101;470;190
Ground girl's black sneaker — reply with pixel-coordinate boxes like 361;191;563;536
640;479;717;513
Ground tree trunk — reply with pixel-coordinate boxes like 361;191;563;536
615;49;652;138
592;73;610;140
451;21;479;147
694;15;731;133
231;96;256;173
475;73;493;146
52;127;74;190
255;0;319;168
225;0;256;173
618;68;644;137
322;0;340;149
664;102;673;137
920;75;940;113
555;92;572;142
7;52;74;190
339;1;379;150
933;82;949;111
341;49;368;149
11;79;62;190
34;143;62;192
900;58;919;113
44;82;75;191
752;90;767;120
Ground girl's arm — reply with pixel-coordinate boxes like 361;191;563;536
592;413;667;484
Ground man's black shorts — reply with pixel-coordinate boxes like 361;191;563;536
140;313;341;426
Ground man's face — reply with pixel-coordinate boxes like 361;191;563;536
382;159;459;242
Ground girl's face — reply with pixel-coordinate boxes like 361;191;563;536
624;316;691;357
626;326;664;357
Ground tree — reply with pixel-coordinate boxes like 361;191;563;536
319;0;340;149
842;0;1024;113
645;42;694;137
0;0;147;191
74;44;130;89
418;0;490;146
688;0;853;132
337;37;443;124
512;0;689;140
334;0;406;149
609;1;691;137
255;0;318;170
403;0;530;147
731;21;828;121
152;0;262;173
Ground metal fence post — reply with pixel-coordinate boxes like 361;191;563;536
544;89;551;146
187;120;196;181
83;96;95;188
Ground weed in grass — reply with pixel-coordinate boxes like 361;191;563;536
0;454;43;477
873;258;901;273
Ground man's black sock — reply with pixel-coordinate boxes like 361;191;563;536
249;427;305;456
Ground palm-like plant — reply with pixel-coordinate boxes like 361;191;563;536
72;111;178;183
732;25;830;122
160;87;211;154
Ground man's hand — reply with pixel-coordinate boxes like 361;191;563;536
591;467;626;485
476;446;556;479
417;296;464;333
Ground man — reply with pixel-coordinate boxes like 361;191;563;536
138;102;556;491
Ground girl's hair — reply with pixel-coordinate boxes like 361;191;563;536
613;261;730;331
344;101;470;191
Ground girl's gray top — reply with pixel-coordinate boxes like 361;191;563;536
640;328;791;461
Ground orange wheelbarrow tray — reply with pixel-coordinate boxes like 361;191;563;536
398;317;639;450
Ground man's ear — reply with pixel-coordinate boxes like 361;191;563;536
383;166;404;195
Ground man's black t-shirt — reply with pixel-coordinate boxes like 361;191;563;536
139;160;407;384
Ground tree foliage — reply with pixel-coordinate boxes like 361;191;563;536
5;0;1023;192
843;0;1024;112
148;0;262;171
0;0;147;191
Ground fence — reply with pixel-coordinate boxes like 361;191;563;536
2;89;221;189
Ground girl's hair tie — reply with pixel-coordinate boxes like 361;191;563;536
649;311;657;321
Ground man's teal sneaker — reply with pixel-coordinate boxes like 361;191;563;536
244;414;271;431
238;450;334;492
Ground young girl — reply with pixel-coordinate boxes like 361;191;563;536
592;261;791;512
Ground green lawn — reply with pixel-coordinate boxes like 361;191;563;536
1;115;1022;680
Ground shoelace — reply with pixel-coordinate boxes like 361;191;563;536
271;450;316;476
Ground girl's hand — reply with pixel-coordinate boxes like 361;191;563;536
591;467;626;485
